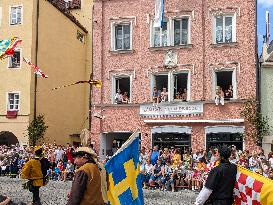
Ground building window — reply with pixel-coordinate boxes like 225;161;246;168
173;72;189;101
153;133;191;151
214;70;235;100
151;74;168;103
77;30;85;43
152;19;169;47
113;76;131;104
173;18;189;46
206;133;243;151
10;6;22;25
151;72;190;103
8;93;20;111
112;23;132;51
8;50;21;68
213;15;235;44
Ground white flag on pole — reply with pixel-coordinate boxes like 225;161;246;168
154;0;164;28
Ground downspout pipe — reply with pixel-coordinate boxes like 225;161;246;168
255;0;261;113
34;0;40;119
89;4;94;131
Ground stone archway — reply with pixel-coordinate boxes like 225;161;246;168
0;131;19;146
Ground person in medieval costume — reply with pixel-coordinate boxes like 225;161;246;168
194;146;237;205
21;146;49;205
67;147;107;205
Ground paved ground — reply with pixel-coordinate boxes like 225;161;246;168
0;177;197;205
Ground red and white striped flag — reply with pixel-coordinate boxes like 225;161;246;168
23;57;48;78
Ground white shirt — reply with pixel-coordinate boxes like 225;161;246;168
195;187;213;205
115;93;123;103
55;149;64;162
145;164;153;174
269;158;273;168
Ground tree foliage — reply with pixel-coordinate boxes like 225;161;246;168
27;114;48;146
241;101;271;146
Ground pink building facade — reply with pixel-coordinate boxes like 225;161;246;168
92;0;256;159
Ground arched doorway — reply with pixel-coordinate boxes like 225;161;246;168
0;131;19;146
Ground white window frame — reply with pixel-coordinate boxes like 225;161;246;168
171;16;191;46
9;5;23;25
212;69;237;100
212;13;236;44
150;17;170;47
171;70;191;101
150;71;191;102
111;74;133;104
7;48;22;69
111;21;133;51
150;72;169;101
7;92;20;111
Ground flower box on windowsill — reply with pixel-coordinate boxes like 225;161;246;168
6;110;18;119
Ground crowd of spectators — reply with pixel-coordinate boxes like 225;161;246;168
152;86;188;105
139;145;273;192
0;143;77;182
1;142;273;194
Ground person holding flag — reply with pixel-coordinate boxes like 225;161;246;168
194;146;237;205
67;147;105;205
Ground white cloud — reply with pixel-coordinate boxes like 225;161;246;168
258;0;273;7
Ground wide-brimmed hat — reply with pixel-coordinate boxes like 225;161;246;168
74;147;97;159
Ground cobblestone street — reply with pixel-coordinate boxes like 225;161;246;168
0;177;197;205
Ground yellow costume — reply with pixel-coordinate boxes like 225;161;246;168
21;158;44;187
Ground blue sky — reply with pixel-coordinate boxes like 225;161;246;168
258;0;273;54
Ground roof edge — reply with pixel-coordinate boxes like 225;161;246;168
46;0;88;33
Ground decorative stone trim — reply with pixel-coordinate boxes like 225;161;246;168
204;125;245;134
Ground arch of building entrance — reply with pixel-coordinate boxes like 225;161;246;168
0;131;19;146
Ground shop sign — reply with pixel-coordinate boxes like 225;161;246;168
140;102;203;117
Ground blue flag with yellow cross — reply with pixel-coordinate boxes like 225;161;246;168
104;130;144;205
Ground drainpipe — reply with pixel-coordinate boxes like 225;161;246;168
255;0;261;113
99;1;104;134
89;4;94;131
34;0;40;119
201;0;206;101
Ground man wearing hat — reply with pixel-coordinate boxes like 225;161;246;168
194;146;237;205
67;147;105;205
21;146;49;205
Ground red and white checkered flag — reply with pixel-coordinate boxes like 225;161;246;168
234;165;273;205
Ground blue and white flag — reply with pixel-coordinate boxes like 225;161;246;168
154;0;164;28
104;130;144;205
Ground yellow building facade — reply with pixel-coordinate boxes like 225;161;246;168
0;0;92;145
